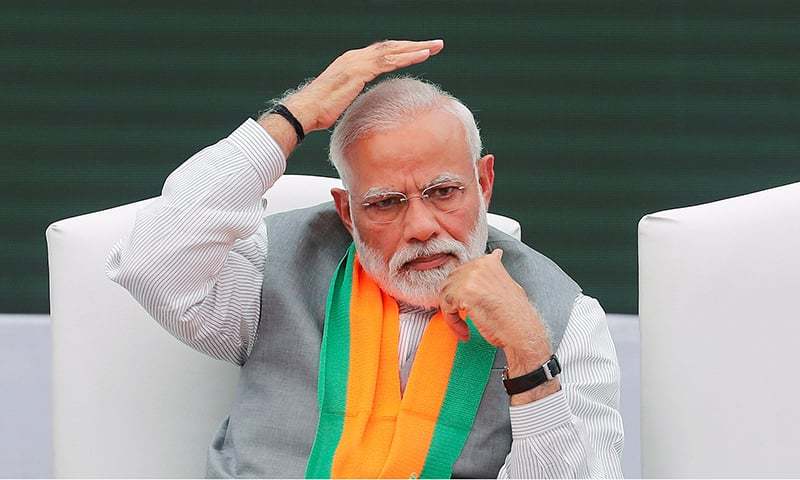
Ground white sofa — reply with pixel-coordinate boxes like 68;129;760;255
638;181;800;477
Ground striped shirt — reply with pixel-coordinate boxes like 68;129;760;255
105;119;624;478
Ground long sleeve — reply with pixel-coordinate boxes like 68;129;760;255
498;294;625;478
105;119;286;366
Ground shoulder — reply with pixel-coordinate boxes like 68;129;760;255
263;201;352;266
265;201;344;235
488;226;582;350
487;226;582;295
265;201;350;245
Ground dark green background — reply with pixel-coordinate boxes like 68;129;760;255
2;1;799;314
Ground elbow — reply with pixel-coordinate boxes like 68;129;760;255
104;248;145;291
104;239;160;292
104;241;128;285
104;241;177;322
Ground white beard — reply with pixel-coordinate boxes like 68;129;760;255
352;196;489;308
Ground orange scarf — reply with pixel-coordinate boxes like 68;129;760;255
305;244;496;478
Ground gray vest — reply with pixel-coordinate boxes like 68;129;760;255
207;202;581;478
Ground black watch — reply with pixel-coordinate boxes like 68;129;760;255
502;354;561;395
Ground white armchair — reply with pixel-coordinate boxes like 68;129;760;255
45;174;522;477
638;181;800;476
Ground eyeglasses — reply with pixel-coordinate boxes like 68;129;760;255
357;181;467;224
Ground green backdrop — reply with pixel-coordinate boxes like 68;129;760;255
2;1;799;314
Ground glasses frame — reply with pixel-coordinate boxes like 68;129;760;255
355;180;468;224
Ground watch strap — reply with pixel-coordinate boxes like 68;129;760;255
502;354;561;395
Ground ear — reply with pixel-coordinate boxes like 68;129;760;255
477;153;495;207
331;187;354;235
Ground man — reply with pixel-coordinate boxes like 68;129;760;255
106;39;623;478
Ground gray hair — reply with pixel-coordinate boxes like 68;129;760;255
329;76;482;187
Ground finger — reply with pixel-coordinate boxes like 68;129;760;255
440;288;470;341
428;39;445;55
407;39;444;55
381;49;433;71
372;39;444;55
439;285;456;312
491;248;503;261
443;310;470;342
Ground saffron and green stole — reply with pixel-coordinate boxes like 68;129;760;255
305;244;497;479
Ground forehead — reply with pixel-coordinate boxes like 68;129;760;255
344;108;473;193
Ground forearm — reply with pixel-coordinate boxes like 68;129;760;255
105;119;285;363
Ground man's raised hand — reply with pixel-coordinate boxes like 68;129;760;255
282;39;444;133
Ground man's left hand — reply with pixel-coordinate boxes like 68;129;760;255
438;249;560;403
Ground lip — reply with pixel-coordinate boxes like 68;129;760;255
406;253;453;271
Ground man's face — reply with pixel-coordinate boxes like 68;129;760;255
332;107;495;307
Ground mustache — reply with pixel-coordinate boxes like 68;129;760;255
389;237;468;273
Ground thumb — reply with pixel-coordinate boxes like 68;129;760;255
491;248;503;260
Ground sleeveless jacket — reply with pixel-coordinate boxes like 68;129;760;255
206;202;582;478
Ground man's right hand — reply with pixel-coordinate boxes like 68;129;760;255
258;39;444;156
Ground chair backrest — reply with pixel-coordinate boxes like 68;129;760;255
638;181;800;477
46;174;521;477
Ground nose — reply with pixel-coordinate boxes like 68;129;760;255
401;196;440;243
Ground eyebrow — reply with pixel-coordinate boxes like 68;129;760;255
421;172;464;190
361;186;396;200
360;172;466;200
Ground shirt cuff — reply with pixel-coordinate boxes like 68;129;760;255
509;389;573;439
225;118;287;191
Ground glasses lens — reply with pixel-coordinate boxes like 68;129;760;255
424;183;466;213
362;194;405;223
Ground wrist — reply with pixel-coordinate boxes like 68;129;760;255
256;114;298;158
503;344;552;378
502;347;559;406
502;337;551;378
281;95;318;133
509;377;561;406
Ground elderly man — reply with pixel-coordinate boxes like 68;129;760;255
106;39;623;478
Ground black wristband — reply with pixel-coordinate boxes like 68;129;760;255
270;103;305;145
502;354;561;395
